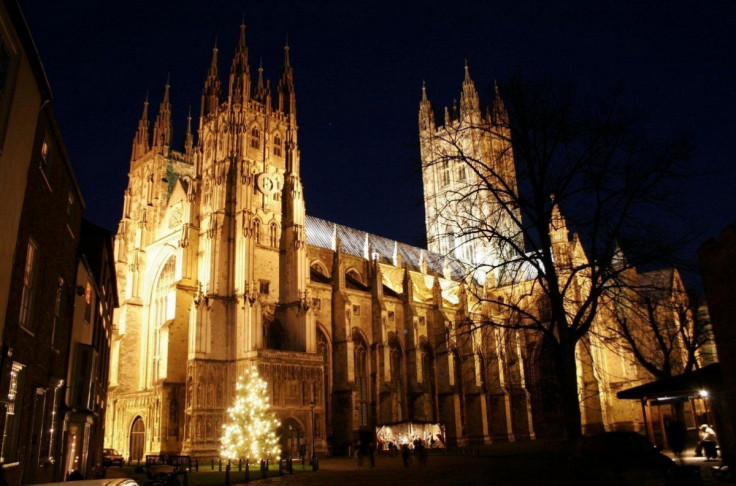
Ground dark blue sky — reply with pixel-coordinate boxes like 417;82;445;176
20;0;736;262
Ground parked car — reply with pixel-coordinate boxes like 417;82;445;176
567;431;700;485
103;448;125;467
37;480;137;486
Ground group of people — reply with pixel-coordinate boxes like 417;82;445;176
666;420;718;460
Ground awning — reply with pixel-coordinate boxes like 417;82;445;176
617;363;722;400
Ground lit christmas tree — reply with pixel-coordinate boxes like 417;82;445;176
220;365;281;462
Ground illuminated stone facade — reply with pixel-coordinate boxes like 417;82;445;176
106;24;669;460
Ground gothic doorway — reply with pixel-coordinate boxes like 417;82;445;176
279;418;303;459
129;417;145;461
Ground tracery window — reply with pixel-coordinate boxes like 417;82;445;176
151;257;176;384
273;135;282;157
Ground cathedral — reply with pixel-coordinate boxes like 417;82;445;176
106;23;655;460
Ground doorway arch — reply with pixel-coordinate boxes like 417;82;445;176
279;418;304;459
129;416;145;461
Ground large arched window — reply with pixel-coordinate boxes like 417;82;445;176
389;335;404;422
353;330;369;428
317;328;331;432
150;256;176;384
421;341;436;421
451;348;465;436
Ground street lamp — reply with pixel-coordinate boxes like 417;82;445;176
309;401;316;468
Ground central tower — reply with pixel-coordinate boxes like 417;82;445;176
419;65;520;281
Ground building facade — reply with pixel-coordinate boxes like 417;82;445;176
63;220;118;479
106;24;674;460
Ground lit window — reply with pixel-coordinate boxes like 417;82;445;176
250;127;260;149
41;136;49;162
1;362;25;463
84;281;92;323
273;135;282;157
19;239;39;331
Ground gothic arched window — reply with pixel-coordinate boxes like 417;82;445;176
389;335;404;422
353;330;369;427
273;135;282;157
269;223;278;247
151;256;176;384
250;127;260;149
440;161;450;186
253;219;262;244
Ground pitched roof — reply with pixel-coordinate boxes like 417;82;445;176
305;215;467;279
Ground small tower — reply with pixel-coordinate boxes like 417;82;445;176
200;43;222;121
228;22;251;106
152;81;173;155
131;97;150;161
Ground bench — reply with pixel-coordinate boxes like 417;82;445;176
168;455;199;472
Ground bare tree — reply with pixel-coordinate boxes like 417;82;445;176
605;267;713;380
419;74;695;439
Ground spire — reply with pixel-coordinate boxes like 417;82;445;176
228;22;251;106
131;96;150;161
184;106;193;158
278;41;296;116
254;61;271;106
418;80;434;132
200;42;222;118
152;80;173;154
549;195;569;245
459;60;480;120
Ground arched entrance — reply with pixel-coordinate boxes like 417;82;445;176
129;417;145;461
280;418;303;459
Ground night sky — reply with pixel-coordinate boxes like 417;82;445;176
18;0;736;270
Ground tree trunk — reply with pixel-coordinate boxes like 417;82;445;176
556;331;583;439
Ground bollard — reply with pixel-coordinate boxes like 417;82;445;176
218;458;222;472
238;458;242;472
244;459;249;483
289;457;293;474
211;458;214;470
225;462;231;486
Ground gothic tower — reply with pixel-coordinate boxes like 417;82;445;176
419;64;521;282
108;24;323;459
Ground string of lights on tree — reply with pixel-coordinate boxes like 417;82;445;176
220;365;281;462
